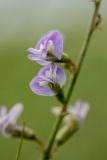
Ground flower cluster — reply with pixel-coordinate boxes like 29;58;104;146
27;30;66;96
27;30;90;147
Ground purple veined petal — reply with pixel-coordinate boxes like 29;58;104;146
27;48;41;61
36;64;58;84
37;65;51;76
27;48;48;60
30;64;66;96
27;48;51;65
27;48;42;56
43;64;66;86
49;63;57;80
47;30;63;60
56;66;66;87
39;76;54;84
38;63;57;80
38;63;66;86
36;30;63;60
49;63;66;87
34;59;51;66
27;30;63;65
28;56;51;65
35;33;49;50
30;76;55;96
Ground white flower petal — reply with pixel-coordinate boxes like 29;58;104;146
0;106;7;119
6;103;24;124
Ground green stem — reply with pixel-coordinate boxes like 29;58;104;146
43;104;66;160
66;0;102;104
42;1;102;159
16;123;25;160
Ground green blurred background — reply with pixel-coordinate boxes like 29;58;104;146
0;0;107;159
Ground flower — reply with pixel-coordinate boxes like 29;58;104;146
0;103;23;137
30;63;66;96
65;101;90;126
52;100;90;127
27;30;63;65
52;101;90;145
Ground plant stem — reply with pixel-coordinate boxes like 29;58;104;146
66;0;102;104
16;123;25;160
42;1;102;159
43;104;66;160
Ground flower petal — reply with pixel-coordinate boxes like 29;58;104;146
38;63;66;86
56;66;66;87
30;64;66;96
38;63;57;80
74;101;90;120
68;101;90;122
27;48;51;65
35;34;48;49
37;65;53;77
4;103;24;126
27;30;63;65
30;76;55;96
0;106;7;118
48;31;63;60
0;103;23;137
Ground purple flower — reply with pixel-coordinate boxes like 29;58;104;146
52;100;90;126
30;63;66;96
0;103;23;137
27;30;63;65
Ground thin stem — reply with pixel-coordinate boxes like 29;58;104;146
16;123;25;160
66;0;102;104
43;104;66;160
35;138;45;153
42;1;102;160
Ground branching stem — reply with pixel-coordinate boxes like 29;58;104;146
42;1;102;159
